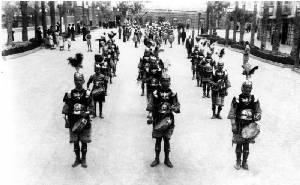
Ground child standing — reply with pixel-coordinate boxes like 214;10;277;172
58;33;64;51
85;31;92;52
67;35;71;51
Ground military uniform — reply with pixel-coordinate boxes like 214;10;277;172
146;75;180;168
210;62;231;119
62;72;94;168
201;58;213;97
227;81;262;170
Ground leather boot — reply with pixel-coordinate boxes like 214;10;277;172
150;149;160;167
234;152;242;170
242;151;249;170
164;151;173;168
81;149;88;168
72;149;81;168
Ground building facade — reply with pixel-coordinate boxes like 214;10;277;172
257;1;300;45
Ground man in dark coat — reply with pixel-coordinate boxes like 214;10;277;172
185;36;194;59
181;29;186;45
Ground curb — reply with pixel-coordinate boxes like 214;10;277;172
215;43;300;75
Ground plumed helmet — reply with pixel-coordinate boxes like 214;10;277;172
217;61;224;67
74;72;85;85
161;73;171;83
204;63;213;73
241;80;253;95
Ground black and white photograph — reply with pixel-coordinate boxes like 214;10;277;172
1;0;300;184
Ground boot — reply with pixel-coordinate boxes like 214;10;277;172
202;92;206;98
211;106;216;119
206;92;210;98
242;152;249;170
81;150;87;168
216;106;222;119
234;152;242;170
72;150;81;168
141;90;144;96
164;151;173;168
150;150;160;167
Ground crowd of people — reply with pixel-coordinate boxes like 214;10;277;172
62;31;120;168
60;20;262;171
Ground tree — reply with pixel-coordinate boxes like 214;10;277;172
272;1;282;53
91;2;96;26
131;2;144;15
117;1;130;18
290;8;300;68
225;11;230;45
250;2;257;46
41;1;47;38
206;4;210;35
20;1;28;41
34;1;39;39
49;1;55;28
233;1;238;42
260;1;269;50
239;3;246;43
3;2;16;45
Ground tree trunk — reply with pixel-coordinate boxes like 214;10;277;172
63;1;68;33
291;10;300;68
206;6;210;35
82;1;86;25
5;5;14;45
92;2;96;26
239;3;246;43
233;1;238;42
260;1;269;50
20;1;28;41
272;1;282;52
225;12;230;45
250;2;257;46
49;1;56;28
209;9;213;36
34;1;39;39
41;1;47;38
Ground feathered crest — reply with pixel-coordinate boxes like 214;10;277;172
67;53;83;71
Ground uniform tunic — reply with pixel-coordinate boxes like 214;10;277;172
147;87;180;138
211;69;231;106
63;88;94;143
227;94;262;143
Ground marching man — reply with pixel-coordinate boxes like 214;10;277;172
227;81;262;170
146;74;180;168
210;61;231;119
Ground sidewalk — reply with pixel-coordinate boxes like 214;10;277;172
216;29;292;55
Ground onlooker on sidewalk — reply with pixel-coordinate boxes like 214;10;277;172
58;33;64;51
243;41;250;66
67;35;71;51
85;31;92;52
182;29;186;45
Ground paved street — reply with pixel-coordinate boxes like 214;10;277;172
2;28;300;185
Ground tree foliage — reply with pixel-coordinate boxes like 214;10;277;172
117;1;144;17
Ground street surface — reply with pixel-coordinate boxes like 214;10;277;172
1;28;300;185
